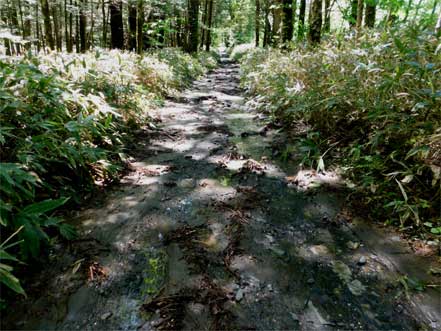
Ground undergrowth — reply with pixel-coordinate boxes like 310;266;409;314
0;48;218;298
239;27;441;237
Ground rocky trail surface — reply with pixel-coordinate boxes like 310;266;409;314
3;54;440;331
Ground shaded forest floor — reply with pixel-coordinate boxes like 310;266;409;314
3;54;440;330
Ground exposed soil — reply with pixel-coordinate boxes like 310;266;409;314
2;53;440;331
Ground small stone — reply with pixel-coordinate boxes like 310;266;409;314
235;289;244;301
307;278;315;285
396;304;404;313
358;256;367;265
267;284;273;292
100;312;112;320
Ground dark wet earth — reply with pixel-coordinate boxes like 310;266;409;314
3;54;440;331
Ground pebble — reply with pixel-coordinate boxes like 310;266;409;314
100;312;112;320
358;256;367;265
235;289;244;301
307;278;315;285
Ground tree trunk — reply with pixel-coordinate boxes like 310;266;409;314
205;0;213;51
128;0;137;50
282;0;294;44
109;0;124;49
52;5;61;50
40;0;54;50
255;0;260;47
263;1;271;47
101;0;107;47
79;0;87;52
436;10;441;37
323;0;331;32
298;0;306;39
186;0;199;53
36;0;41;51
349;0;357;27
75;0;80;52
356;0;364;30
200;0;208;48
137;0;144;53
364;0;376;28
308;0;322;44
271;0;282;45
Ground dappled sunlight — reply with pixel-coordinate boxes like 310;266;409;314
286;169;343;191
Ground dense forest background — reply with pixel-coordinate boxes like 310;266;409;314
1;0;439;55
0;0;440;306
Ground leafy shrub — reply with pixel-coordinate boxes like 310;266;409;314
240;27;441;235
0;49;217;295
229;43;255;61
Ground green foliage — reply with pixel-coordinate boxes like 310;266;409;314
0;48;217;297
240;27;441;234
0;226;26;299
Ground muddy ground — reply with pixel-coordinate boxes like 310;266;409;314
2;54;440;331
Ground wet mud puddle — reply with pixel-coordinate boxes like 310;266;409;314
4;54;440;331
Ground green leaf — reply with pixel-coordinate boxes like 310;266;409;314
59;223;78;240
0;264;26;296
22;198;69;216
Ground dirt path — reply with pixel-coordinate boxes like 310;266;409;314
4;54;440;331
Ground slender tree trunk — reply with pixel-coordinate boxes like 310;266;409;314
110;0;124;49
282;0;294;44
18;0;25;38
255;0;260;47
79;0;86;52
128;0;137;50
40;0;54;50
308;0;322;44
90;0;94;48
205;0;213;51
36;0;41;51
356;0;364;30
52;5;61;50
436;10;441;36
349;0;357;27
186;0;199;53
75;0;80;52
364;0;376;28
323;0;331;32
272;0;282;44
137;0;144;53
298;0;306;39
263;1;271;47
65;0;70;51
101;0;107;47
200;0;208;48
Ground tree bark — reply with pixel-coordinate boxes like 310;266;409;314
186;0;199;53
436;10;441;37
255;0;260;47
308;0;322;44
128;0;137;50
109;0;124;49
298;0;306;39
137;0;144;53
272;0;282;45
282;0;294;44
40;0;55;50
79;0;87;52
323;0;331;32
364;0;376;28
205;0;213;51
349;0;357;27
356;0;364;30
